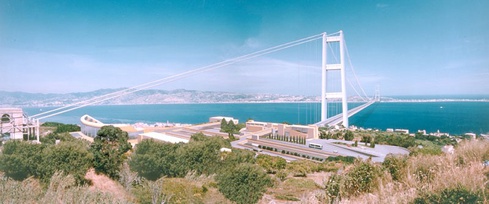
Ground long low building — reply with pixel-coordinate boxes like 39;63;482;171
246;120;319;139
139;132;189;143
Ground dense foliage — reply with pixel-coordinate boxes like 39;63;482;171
256;154;286;174
216;163;272;204
220;119;244;139
90;126;132;179
41;122;81;133
129;139;183;180
413;186;483;204
0;133;93;185
130;133;255;180
366;133;416;148
382;154;408;181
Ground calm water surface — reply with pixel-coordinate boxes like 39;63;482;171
24;102;489;135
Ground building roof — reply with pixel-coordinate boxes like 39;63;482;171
140;132;189;144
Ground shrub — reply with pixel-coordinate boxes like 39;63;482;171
90;126;132;180
216;163;272;204
342;160;382;196
325;156;356;164
276;170;288;181
413;186;483;204
256;154;286;174
325;174;343;203
382;154;408;181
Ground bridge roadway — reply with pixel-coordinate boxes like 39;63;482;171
314;100;376;127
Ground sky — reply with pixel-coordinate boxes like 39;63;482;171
1;0;488;96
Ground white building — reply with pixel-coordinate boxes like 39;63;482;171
209;116;239;124
138;132;189;144
0;108;39;141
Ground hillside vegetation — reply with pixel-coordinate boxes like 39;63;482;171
0;125;488;203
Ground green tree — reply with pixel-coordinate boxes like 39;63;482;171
344;130;354;141
40;132;77;144
130;139;183;180
220;118;229;132
176;136;223;175
370;140;376;148
228;120;236;132
0;140;44;180
256;154;286;174
382;154;408;181
216;163;272;204
220;149;256;171
90;126;132;179
40;140;93;184
342;160;382;196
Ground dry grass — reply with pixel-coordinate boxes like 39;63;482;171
341;139;489;203
0;172;130;204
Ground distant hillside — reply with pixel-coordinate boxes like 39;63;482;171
0;89;320;107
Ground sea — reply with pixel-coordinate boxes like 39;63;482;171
23;100;489;136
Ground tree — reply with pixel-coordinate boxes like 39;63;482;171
256;154;286;174
216;163;272;204
344;130;354;141
0;137;93;185
0;140;44;180
90;126;132;179
130;139;182;180
40;140;93;184
220;118;229;132
228;120;236;133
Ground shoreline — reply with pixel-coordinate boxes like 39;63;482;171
6;99;489;108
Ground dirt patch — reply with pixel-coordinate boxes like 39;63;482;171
307;171;331;188
85;168;130;200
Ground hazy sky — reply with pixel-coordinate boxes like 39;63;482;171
1;0;488;96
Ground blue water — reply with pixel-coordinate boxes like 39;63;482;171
23;102;489;135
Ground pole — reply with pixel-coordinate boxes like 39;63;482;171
339;30;348;128
321;32;327;122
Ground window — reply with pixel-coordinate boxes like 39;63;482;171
1;114;10;123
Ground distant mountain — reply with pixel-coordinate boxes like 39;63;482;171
0;89;320;107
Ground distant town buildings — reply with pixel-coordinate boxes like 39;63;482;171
430;130;450;137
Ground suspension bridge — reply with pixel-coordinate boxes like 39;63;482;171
4;30;376;142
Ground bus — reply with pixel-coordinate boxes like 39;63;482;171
308;143;323;150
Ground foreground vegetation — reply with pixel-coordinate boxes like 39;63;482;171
1;124;488;203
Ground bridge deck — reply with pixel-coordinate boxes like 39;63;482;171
314;100;375;127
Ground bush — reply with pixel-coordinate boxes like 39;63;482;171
256;154;286;174
276;170;288;181
90;126;132;180
344;130;354;141
325;156;356;164
216;163;272;204
413;186;483;204
342;160;382;196
325;174;342;203
0;137;93;185
382;154;408;181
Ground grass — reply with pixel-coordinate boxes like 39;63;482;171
339;139;489;203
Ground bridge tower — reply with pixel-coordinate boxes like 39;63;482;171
321;31;349;127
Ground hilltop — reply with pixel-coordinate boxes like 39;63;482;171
0;89;320;107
